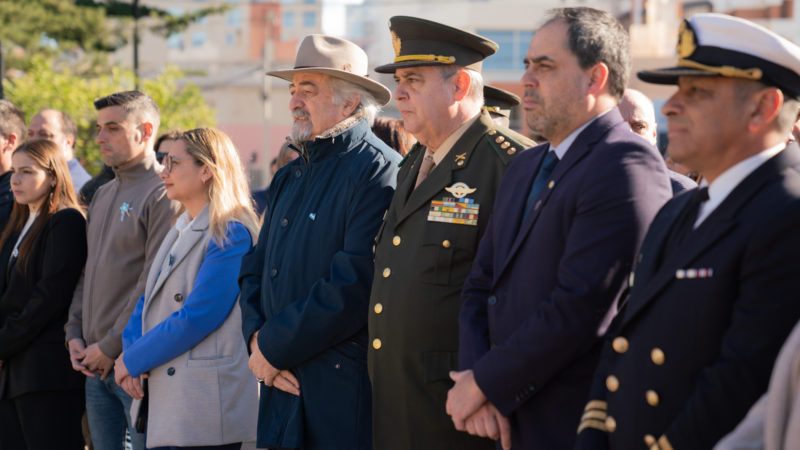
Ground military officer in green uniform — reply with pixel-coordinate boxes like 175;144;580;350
483;85;521;128
368;16;534;450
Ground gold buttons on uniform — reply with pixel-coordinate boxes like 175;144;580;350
488;129;497;136
644;434;656;446
612;337;629;354
548;180;555;188
646;390;660;407
372;338;382;349
374;303;383;314
392;236;401;246
507;148;517;155
606;375;619;392
442;240;451;248
501;142;510;149
382;268;391;278
651;348;665;365
604;416;617;433
495;136;505;144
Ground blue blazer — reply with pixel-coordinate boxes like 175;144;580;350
459;108;673;449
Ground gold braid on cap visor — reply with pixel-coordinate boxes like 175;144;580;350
677;58;763;80
393;54;456;64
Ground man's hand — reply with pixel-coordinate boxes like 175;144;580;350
464;403;512;450
273;370;301;396
80;343;114;380
67;338;94;377
446;369;488;431
248;332;280;385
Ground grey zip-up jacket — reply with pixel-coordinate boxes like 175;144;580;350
65;152;178;359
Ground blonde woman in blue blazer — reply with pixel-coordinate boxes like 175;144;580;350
114;128;259;450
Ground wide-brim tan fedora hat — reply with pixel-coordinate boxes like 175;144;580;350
267;34;392;106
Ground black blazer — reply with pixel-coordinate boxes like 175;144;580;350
576;144;800;449
0;208;87;399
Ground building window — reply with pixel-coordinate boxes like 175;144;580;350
283;11;295;27
167;33;184;50
226;32;236;47
302;11;316;27
477;29;533;71
191;31;208;48
226;7;243;27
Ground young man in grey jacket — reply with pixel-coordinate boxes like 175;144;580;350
65;91;178;450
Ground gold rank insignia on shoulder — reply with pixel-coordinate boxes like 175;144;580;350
454;152;467;166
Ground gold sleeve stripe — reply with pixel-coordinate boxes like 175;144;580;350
394;54;456;64
581;410;607;422
577;418;608;434
658;435;674;450
584;400;608;412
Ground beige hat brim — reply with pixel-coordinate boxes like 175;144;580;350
267;67;392;106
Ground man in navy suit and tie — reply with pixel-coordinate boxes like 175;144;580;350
575;13;800;449
446;7;673;449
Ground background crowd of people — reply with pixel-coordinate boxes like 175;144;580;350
1;5;800;450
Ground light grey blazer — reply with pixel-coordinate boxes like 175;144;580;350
132;207;257;447
715;319;800;450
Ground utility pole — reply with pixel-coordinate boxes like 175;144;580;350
0;40;4;99
133;0;140;89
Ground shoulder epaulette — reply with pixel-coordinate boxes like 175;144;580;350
485;127;535;165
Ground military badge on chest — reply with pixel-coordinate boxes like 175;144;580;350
428;182;479;226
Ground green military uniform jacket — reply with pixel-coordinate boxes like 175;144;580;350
368;111;533;449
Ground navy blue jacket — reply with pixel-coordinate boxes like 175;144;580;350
239;118;400;449
575;144;800;450
459;109;673;449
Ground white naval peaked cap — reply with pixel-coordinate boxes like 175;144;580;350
638;13;800;99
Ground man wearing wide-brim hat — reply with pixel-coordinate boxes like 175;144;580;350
576;13;800;450
367;15;533;450
240;34;401;449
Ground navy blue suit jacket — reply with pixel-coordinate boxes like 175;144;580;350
459;108;673;449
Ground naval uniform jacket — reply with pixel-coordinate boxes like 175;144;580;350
459;108;673;450
575;143;800;450
368;111;532;450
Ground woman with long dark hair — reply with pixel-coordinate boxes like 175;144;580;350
0;139;87;449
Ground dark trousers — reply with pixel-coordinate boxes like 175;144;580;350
148;443;242;450
0;389;85;450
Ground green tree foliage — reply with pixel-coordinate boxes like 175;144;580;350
0;0;229;73
4;55;216;175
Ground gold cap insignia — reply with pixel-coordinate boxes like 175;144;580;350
445;182;477;199
391;30;402;58
677;20;697;59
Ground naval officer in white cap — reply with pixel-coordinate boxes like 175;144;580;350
575;13;800;450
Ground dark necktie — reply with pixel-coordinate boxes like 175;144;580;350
523;150;559;219
657;186;709;267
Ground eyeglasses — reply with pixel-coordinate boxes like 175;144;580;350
163;155;196;173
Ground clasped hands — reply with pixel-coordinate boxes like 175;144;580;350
446;369;512;450
68;338;115;380
248;331;300;396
